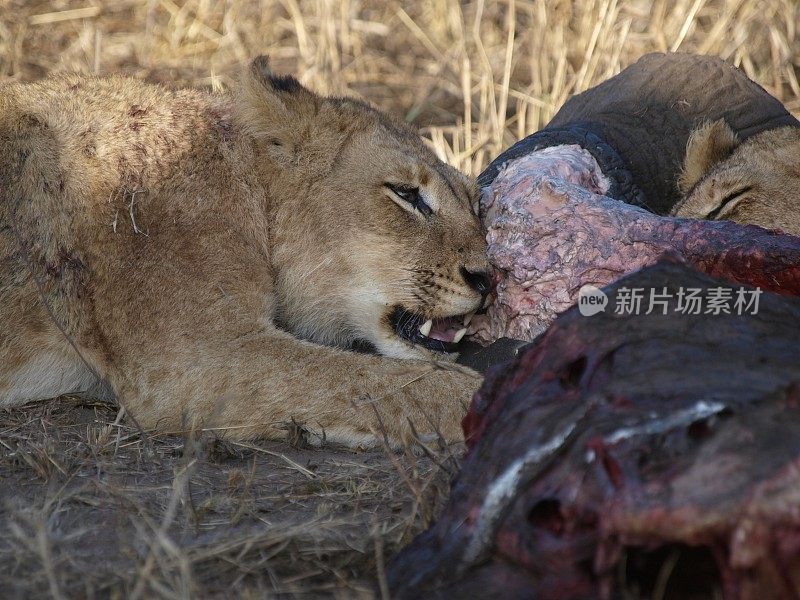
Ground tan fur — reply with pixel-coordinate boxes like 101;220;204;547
672;121;800;235
0;58;490;448
676;119;740;194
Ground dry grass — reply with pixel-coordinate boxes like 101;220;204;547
1;1;799;598
0;397;459;598
1;0;798;176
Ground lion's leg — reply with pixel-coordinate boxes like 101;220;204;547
115;328;480;448
0;343;99;408
0;234;104;408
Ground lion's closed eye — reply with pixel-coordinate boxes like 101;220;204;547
706;185;753;220
385;183;434;217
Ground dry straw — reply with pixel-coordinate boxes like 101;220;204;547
1;0;797;177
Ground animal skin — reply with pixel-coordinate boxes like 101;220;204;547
0;57;491;449
479;52;799;215
390;261;800;600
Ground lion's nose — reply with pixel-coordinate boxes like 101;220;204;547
460;267;492;297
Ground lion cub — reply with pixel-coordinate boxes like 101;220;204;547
0;57;491;448
672;119;800;235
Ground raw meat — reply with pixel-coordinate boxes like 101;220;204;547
390;261;800;600
470;148;800;344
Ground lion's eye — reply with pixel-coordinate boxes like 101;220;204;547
707;185;753;220
386;183;433;217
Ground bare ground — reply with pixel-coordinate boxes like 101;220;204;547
0;397;460;599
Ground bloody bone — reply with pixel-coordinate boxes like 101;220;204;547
389;261;800;600
469;148;800;344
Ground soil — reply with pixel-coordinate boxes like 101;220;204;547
0;396;459;599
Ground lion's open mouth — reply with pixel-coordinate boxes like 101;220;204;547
390;306;475;353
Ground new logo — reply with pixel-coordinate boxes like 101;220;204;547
578;285;608;316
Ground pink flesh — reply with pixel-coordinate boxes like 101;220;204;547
469;145;800;345
469;146;612;344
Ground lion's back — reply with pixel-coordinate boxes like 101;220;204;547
0;74;234;211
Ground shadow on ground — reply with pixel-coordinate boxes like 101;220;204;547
0;397;459;599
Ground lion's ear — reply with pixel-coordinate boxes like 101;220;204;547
678;119;740;194
236;55;319;145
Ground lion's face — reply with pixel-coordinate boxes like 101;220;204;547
239;58;491;360
673;121;800;236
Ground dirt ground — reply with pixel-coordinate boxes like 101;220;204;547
0;397;459;598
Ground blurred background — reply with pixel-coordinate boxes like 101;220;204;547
1;0;798;176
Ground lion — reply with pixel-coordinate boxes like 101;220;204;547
672;119;800;235
0;57;491;449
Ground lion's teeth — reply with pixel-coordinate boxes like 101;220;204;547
463;311;476;326
419;320;432;337
483;295;493;309
453;328;467;343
